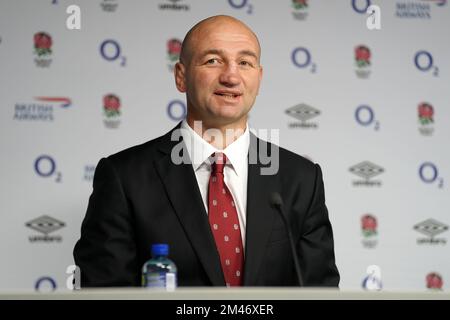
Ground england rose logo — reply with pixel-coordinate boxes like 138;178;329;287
426;272;443;290
292;0;308;20
33;32;53;67
34;32;52;57
355;45;371;68
418;102;434;125
418;102;434;136
167;38;182;71
361;214;378;248
104;94;121;117
362;214;377;237
103;94;121;128
167;39;182;62
292;0;308;10
355;45;371;79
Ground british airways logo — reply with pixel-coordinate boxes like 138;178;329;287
35;97;72;108
14;97;72;121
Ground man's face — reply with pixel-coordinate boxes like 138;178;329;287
175;20;263;128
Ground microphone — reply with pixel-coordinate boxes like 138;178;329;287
270;192;304;287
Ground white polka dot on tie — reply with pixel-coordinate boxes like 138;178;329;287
231;201;235;207
212;177;217;182
212;200;217;206
223;212;228;218
213;224;218;230
224;235;229;242
226;283;230;287
234;224;239;230
222;188;226;194
225;259;230;266
235;247;240;253
236;270;241;277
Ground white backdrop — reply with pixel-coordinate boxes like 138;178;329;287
0;0;449;291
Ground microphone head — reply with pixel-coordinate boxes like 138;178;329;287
269;192;283;207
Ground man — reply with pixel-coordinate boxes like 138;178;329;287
74;15;339;287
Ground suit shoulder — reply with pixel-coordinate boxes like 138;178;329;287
105;133;167;168
254;136;320;182
260;138;317;172
278;145;315;169
273;143;323;187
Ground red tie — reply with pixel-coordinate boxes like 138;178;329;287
208;152;244;286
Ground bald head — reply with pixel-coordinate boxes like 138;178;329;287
180;15;261;65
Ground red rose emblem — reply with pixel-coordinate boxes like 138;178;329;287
418;103;433;118
103;94;121;118
426;273;443;289
355;46;370;61
34;32;52;49
362;215;377;231
418;103;433;125
104;94;120;111
167;39;182;56
292;0;308;9
34;32;52;57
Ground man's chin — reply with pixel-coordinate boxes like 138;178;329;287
201;113;247;128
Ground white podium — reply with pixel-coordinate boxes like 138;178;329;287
1;288;449;300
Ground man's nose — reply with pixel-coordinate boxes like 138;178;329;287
218;64;241;87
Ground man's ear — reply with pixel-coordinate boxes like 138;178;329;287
174;62;187;93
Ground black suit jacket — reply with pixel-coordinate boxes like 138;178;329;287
74;124;339;287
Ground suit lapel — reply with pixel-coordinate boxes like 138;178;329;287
244;134;280;285
154;125;225;286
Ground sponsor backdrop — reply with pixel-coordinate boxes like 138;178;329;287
0;0;449;291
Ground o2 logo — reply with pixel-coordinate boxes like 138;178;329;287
352;0;372;14
167;100;186;121
414;51;439;77
291;47;317;73
34;266;81;292
355;105;379;131
34;155;62;183
228;0;253;14
35;276;57;292
100;39;127;67
419;162;444;188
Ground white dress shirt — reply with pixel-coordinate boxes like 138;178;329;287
180;120;249;248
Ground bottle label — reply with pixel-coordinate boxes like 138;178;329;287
144;272;165;288
166;273;176;291
143;272;177;290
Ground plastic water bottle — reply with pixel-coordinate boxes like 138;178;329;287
142;244;177;290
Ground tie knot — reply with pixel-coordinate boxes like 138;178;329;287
211;152;227;174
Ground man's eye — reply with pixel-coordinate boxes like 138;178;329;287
239;61;253;67
206;58;218;64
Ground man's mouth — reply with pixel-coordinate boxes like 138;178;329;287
216;93;238;97
214;91;242;99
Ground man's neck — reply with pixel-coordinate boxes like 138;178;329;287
186;118;247;150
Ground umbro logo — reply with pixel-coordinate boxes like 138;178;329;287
25;215;65;243
349;161;384;187
286;103;320;129
414;218;448;245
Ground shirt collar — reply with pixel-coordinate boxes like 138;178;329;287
180;119;249;176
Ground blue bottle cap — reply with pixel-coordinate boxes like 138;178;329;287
151;244;169;256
